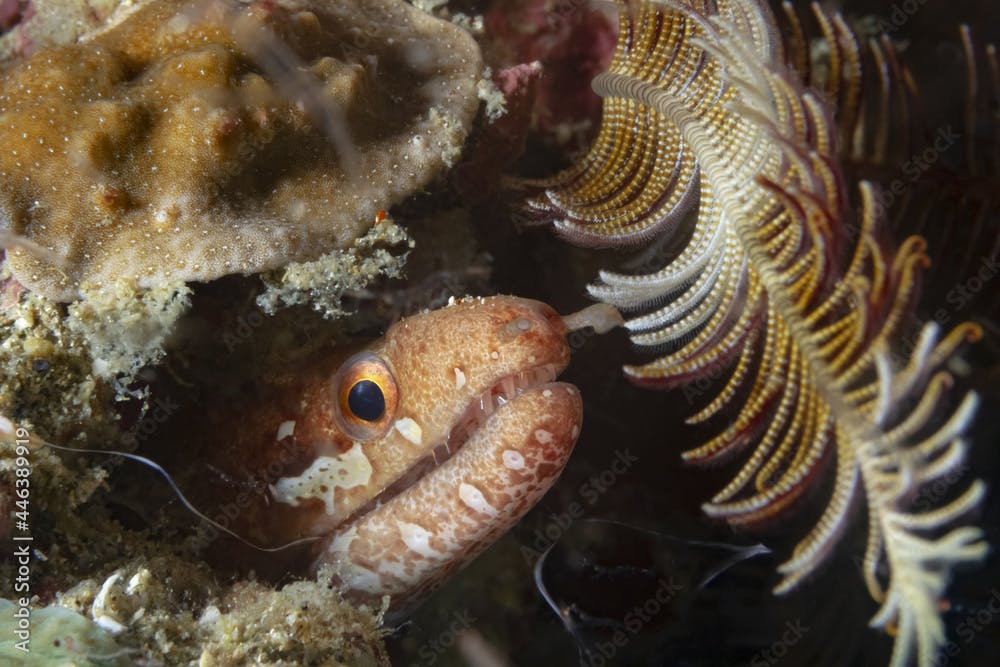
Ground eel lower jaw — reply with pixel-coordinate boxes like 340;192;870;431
336;363;564;532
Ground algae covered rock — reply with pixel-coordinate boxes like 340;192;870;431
43;557;388;665
0;0;482;301
0;598;129;666
0;0;126;63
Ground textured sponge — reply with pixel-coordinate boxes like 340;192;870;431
0;0;482;300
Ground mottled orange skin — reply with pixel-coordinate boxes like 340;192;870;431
158;296;580;600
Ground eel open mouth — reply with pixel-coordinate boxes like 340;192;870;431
438;301;622;465
440;363;562;461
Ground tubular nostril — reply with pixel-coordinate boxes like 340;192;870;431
561;303;623;334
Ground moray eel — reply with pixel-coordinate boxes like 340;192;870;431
154;295;620;607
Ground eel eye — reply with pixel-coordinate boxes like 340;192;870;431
332;353;399;441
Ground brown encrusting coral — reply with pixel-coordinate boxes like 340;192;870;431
0;0;482;301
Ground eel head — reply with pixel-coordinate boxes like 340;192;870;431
263;295;619;606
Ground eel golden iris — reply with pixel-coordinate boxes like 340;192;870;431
148;296;619;607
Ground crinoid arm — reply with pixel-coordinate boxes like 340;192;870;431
517;1;989;665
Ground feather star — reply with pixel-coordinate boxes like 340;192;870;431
514;1;989;665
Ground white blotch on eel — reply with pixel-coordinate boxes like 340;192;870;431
503;450;526;470
394;417;423;445
270;443;373;514
459;482;499;517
